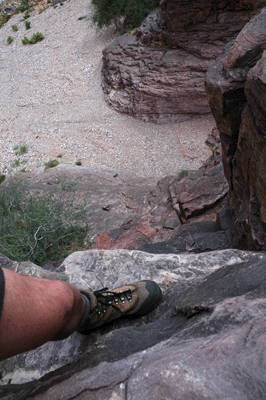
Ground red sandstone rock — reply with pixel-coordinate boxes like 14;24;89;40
205;7;266;250
102;0;266;123
94;155;229;252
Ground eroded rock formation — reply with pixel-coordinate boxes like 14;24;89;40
95;153;231;253
1;248;266;400
102;0;266;123
205;6;266;250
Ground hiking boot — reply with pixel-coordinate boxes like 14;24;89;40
76;280;162;334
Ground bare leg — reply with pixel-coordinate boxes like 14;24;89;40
0;268;85;361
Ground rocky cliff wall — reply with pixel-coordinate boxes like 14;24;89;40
205;6;266;250
102;0;266;123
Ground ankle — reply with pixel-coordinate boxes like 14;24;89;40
76;292;92;333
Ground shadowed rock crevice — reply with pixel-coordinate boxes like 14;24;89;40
206;6;266;250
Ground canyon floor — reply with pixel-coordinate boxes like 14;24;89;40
0;0;215;178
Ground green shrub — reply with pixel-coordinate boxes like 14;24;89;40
22;36;29;44
20;145;28;154
22;32;45;44
23;10;31;19
7;36;14;44
12;25;18;31
18;0;32;13
75;161;82;166
0;180;89;265
11;160;20;167
57;154;63;158
0;13;11;26
92;0;159;29
0;175;6;184
29;31;45;43
44;159;59;170
177;169;189;179
25;20;31;29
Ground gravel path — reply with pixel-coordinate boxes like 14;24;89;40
0;0;215;178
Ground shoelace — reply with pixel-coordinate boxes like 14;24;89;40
93;287;133;316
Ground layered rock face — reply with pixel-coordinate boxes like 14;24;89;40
102;0;266;123
2;248;266;400
205;7;266;250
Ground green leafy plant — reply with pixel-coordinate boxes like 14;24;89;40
92;0;159;29
25;20;31;29
206;143;221;156
22;36;30;44
11;160;20;167
23;10;31;19
29;31;44;43
15;145;28;155
7;36;14;44
75;161;82;166
177;169;189;179
18;0;32;13
22;32;44;44
44;159;59;170
0;13;11;28
0;175;5;184
0;180;89;265
11;25;18;31
57;154;63;158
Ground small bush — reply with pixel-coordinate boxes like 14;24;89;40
57;154;63;158
0;13;11;28
19;145;28;154
12;25;18;31
22;32;45;45
18;0;32;13
177;169;189;179
44;159;59;170
75;161;82;166
7;36;14;44
25;20;31;29
22;36;29;44
23;10;31;19
11;160;20;167
92;0;159;29
0;180;89;265
29;31;45;44
0;175;6;184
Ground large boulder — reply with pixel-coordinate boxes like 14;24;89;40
1;248;266;399
205;6;266;250
102;0;266;123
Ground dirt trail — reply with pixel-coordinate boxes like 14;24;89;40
0;0;215;178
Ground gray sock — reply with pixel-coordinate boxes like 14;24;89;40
76;293;92;333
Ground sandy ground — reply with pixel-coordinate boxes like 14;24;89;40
0;0;215;178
